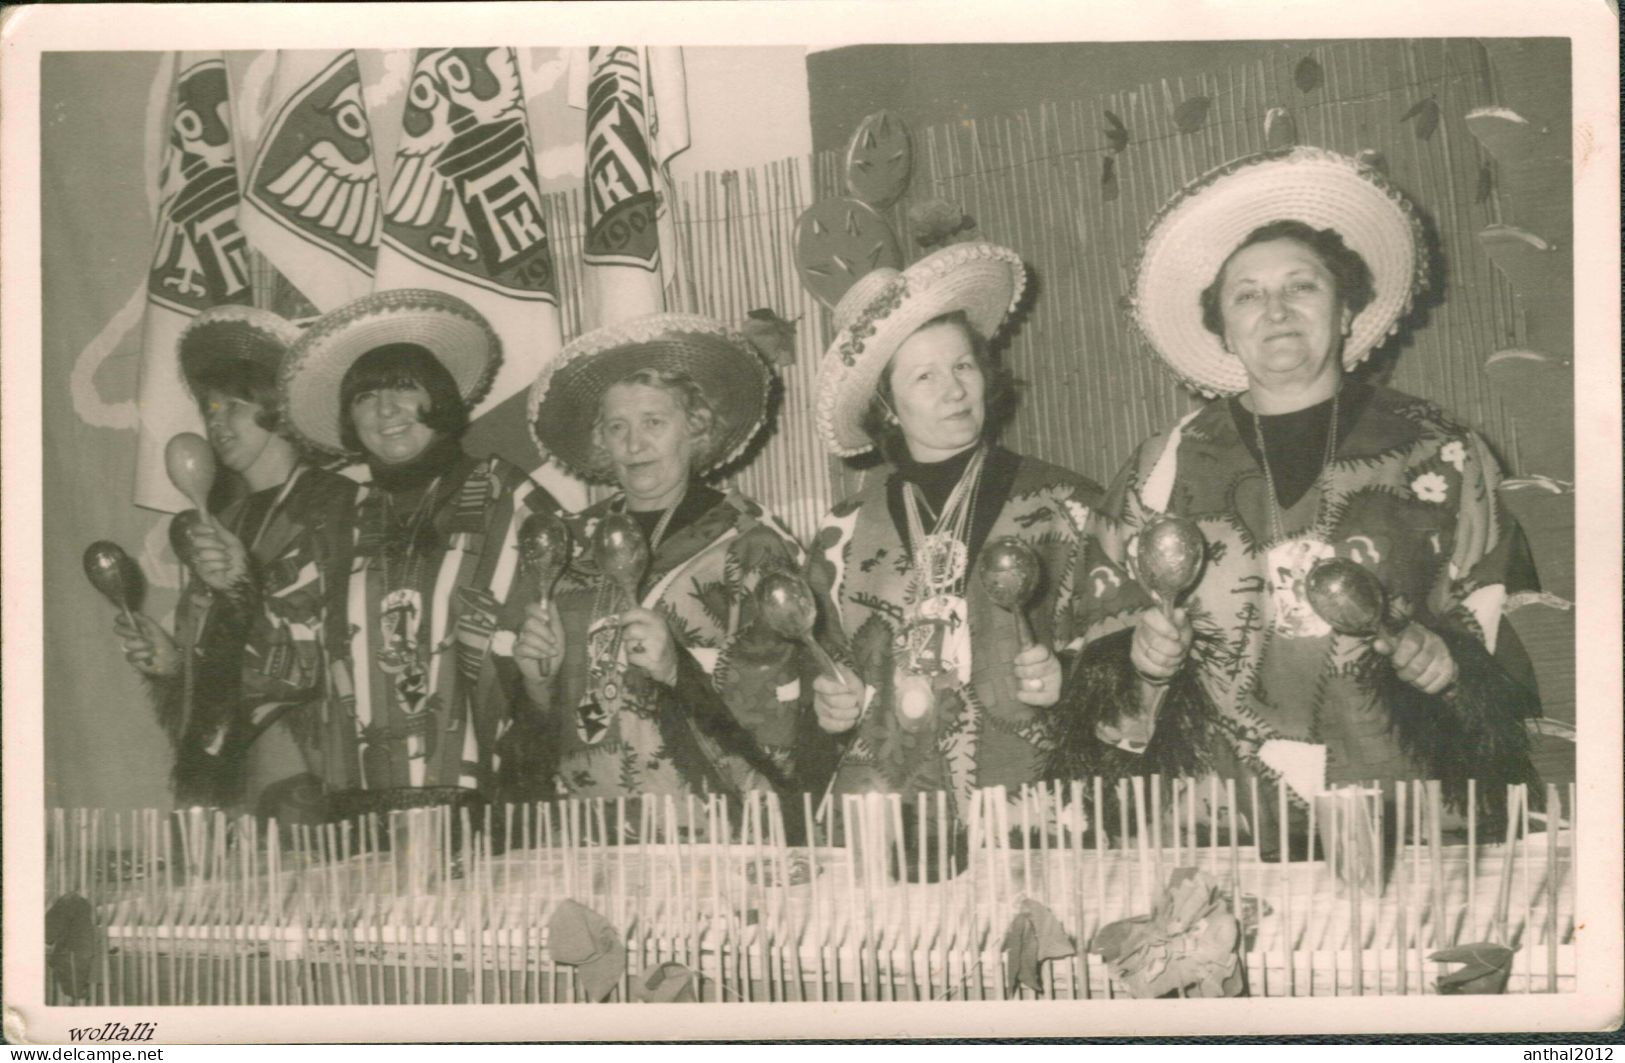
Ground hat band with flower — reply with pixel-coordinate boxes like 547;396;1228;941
815;241;1027;458
528;311;773;484
280;289;501;457
1130;146;1429;398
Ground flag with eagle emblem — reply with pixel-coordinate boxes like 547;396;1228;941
569;46;690;328
374;46;584;507
239;50;381;312
135;52;254;513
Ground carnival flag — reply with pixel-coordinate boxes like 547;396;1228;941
374;47;585;508
239;50;381;312
570;46;691;329
135;53;255;513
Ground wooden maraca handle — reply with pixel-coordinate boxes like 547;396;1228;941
1013;609;1036;650
800;635;842;682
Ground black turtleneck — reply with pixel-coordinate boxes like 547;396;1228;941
1230;379;1373;510
626;482;723;547
885;444;1021;577
367;433;464;497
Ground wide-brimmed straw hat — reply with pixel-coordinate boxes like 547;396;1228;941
1131;146;1427;397
528;312;772;483
281;289;500;456
178;305;301;396
815;242;1025;457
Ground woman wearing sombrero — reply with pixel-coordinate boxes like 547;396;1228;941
522;312;824;808
804;242;1103;815
117;305;354;819
266;289;562;815
1050;147;1539;839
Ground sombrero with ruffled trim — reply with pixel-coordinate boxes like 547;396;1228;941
815;242;1026;457
1131;146;1428;398
280;289;501;457
178;305;301;397
528;312;773;484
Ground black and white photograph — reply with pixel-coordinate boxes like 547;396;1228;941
3;0;1619;1044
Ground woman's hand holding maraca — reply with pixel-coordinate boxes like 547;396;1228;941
1132;605;1193;684
188;520;250;593
1012;643;1062;707
113;612;180;678
1373;622;1457;694
813;664;865;734
514;599;565;690
620;607;679;687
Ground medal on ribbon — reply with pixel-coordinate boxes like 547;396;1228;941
579;614;625;745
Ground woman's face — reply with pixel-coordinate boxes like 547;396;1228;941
1217;238;1353;390
886;320;986;462
200;388;276;475
351;382;438;465
598;381;698;509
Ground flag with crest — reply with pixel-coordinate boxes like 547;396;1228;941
135;53;254;513
570;46;690;328
374;46;584;507
238;49;381;312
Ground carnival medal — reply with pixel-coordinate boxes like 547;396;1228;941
578;614;625;745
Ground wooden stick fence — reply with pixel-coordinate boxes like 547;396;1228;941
44;778;1573;1005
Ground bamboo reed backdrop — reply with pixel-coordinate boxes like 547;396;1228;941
536;40;1524;544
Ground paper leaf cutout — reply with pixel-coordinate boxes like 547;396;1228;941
1101;155;1119;202
1173;96;1213;134
1431;943;1515;994
741;308;799;367
1294;56;1324;93
1104;109;1129;154
908;197;975;250
1400;96;1441;141
1264;107;1298;150
1355;148;1390;176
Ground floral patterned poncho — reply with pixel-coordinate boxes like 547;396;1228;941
806;449;1103;814
1049;384;1538;828
544;490;817;803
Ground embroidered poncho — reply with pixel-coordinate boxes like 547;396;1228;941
806;448;1104;812
1051;385;1538;823
544;490;812;801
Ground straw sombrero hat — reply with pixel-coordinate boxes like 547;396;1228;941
177;305;301;396
281;289;500;456
528;312;772;484
1131;146;1428;397
815;242;1026;457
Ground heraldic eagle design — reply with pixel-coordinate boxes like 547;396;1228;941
381;47;555;295
251;52;382;269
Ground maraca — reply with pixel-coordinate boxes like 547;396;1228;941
1303;557;1400;639
979;536;1040;649
593;514;651;609
517;511;571;678
1135;514;1206;619
168;510;205;572
755;569;842;679
165;432;217;519
518;511;571;607
83;541;144;627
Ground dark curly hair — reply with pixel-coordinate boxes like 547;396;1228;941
1198;220;1376;339
338;343;469;455
857;311;1018;465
